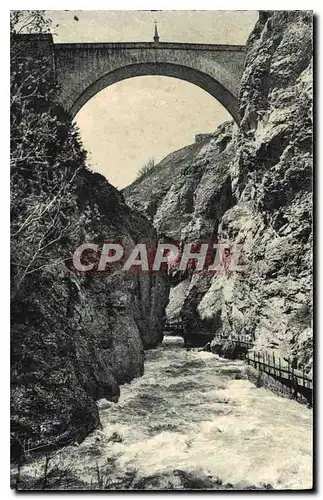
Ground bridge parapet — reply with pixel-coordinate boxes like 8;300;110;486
54;41;245;52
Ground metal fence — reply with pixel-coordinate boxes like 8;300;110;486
246;350;313;390
213;334;254;349
164;319;184;332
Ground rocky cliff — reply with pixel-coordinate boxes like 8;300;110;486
124;11;313;369
11;170;169;460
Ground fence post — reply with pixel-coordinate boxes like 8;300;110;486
273;353;276;376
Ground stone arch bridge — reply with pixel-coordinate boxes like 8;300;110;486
20;34;246;122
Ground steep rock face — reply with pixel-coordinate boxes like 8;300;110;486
11;172;169;459
124;122;235;242
125;11;313;368
208;10;313;368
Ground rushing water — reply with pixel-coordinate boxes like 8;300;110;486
15;336;313;490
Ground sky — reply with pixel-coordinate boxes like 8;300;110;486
47;10;258;188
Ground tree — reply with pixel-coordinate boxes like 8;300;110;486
10;11;87;297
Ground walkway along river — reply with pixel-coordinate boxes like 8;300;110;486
13;336;313;490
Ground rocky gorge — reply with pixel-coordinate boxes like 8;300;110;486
124;10;313;373
11;10;313;489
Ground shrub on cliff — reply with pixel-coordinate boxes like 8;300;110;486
135;157;156;182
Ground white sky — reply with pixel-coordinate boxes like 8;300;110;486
47;11;258;188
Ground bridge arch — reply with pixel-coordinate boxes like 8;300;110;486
14;36;245;123
71;62;240;122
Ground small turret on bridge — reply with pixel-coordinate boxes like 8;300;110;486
153;21;160;43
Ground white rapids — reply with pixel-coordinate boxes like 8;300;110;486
16;336;313;490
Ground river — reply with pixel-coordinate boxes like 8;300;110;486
14;336;313;490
